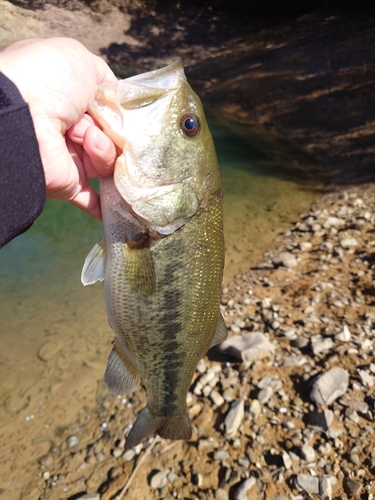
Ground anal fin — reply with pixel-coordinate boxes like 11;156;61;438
104;340;140;396
210;313;228;348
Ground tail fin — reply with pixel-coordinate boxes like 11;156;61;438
125;406;192;450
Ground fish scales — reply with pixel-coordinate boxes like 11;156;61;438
82;60;226;448
102;179;223;417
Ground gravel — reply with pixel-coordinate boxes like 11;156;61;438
34;186;375;500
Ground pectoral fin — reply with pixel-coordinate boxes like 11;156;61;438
81;238;106;286
124;241;156;295
210;313;228;348
104;340;141;396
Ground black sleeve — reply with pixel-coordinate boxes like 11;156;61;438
0;72;46;248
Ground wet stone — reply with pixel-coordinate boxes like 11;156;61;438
310;367;349;405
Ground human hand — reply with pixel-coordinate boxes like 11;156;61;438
0;37;118;219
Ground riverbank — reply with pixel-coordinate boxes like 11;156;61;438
4;183;372;500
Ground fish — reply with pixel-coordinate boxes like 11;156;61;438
81;60;226;450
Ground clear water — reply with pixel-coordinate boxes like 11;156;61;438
0;116;321;490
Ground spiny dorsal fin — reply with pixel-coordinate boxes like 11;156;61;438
104;340;140;396
210;313;228;348
81;238;106;286
124;243;156;295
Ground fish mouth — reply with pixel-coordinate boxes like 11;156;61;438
124;60;186;91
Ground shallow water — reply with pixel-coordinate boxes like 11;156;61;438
0;116;321;494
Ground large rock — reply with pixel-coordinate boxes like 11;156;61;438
218;333;275;362
310;367;349;405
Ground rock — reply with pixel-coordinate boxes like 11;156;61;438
310;367;349;405
149;469;170;489
283;355;308;367
224;400;244;438
340;238;358;248
272;252;298;268
336;325;351;342
167;471;179;484
112;448;123;458
311;337;334;355
210;390;225;406
67;435;79;448
249;399;261;417
109;466;122;479
345;407;359;423
75;495;100;500
233;477;257;500
319;476;332;500
358;369;375;387
215;488;229;500
322;216;345;229
257;386;273;404
296;474;319;493
122;449;135;461
307;409;334;430
282;452;292;470
343;478;362;497
218;333;275;362
213;450;229;461
299;241;313;251
300;444;316;462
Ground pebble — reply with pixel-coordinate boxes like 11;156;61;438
233;477;257;500
311;337;334;355
257;386;273;404
343;477;362;497
322;216;345;229
149;469;170;489
296;474;319;493
215;488;229;500
336;325;351;341
224;400;244;438
67;435;79;448
218;333;275;362
272;252;298;268
340;238;358;248
210;390;225;406
75;495;100;500
300;444;316;462
112;448;123;458
310;367;349;405
213;450;229;461
249;399;261;417
122;449;135;461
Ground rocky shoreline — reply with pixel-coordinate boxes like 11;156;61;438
23;184;375;500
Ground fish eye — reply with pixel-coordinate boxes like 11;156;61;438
180;114;200;137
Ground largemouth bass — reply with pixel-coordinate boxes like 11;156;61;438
82;61;226;449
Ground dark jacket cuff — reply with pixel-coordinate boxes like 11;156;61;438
0;72;46;247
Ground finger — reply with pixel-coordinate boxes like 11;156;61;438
83;125;116;177
67;114;95;145
69;183;102;220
